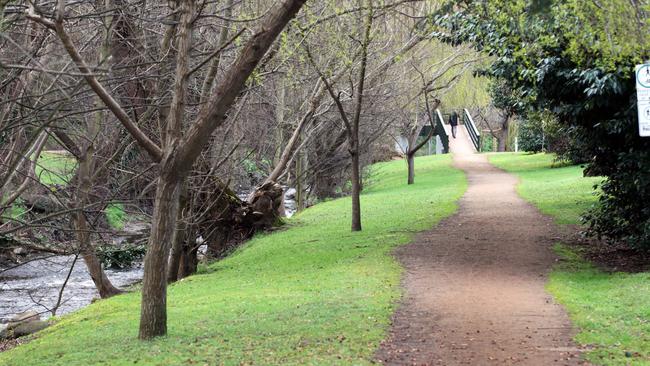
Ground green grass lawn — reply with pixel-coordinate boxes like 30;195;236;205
490;152;650;366
0;155;466;366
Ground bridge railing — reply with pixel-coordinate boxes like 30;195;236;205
463;108;481;152
434;109;449;153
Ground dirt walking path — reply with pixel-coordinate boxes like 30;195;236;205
376;127;586;365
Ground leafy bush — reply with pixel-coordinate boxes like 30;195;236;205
97;243;146;269
105;203;127;230
518;110;563;153
480;135;494;152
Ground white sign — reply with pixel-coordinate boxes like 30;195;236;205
636;63;650;137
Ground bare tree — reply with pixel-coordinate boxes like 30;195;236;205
25;0;308;339
307;1;374;231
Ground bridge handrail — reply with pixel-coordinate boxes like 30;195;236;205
434;109;449;153
463;108;481;151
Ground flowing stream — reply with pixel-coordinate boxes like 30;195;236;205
0;256;143;323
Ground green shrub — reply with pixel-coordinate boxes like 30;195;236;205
97;243;146;269
105;203;126;230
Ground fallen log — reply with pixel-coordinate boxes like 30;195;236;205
198;178;284;258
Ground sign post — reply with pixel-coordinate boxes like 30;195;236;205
636;63;650;137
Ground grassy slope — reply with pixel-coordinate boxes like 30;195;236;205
4;151;125;229
489;153;650;366
1;155;466;366
35;151;77;186
2;152;76;221
488;153;599;225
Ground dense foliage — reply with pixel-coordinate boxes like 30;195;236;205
97;243;146;269
434;0;650;248
517;111;555;153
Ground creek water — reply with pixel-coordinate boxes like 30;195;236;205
0;256;143;323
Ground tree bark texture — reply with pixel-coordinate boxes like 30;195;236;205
138;173;181;339
407;153;415;185
350;141;362;232
166;182;188;283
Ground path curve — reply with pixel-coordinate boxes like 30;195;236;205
376;127;586;365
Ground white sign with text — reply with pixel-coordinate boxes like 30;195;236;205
636;63;650;137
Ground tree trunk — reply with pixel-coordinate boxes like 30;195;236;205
138;174;181;339
74;175;121;298
497;128;509;152
497;114;510;152
74;104;122;299
273;78;286;167
295;143;304;211
350;138;362;231
76;212;122;298
199;0;234;103
347;2;373;233
407;152;415;185
167;181;188;283
178;241;198;279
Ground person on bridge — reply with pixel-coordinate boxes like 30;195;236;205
449;111;459;139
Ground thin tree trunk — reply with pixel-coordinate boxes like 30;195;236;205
199;0;234;104
76;212;122;297
295;138;304;211
405;126;435;185
74;141;122;298
178;241;198;278
497;114;510;152
407;153;415;185
273;78;286;166
348;0;373;232
350;139;362;231
498;128;508;152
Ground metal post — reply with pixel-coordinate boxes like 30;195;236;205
515;136;519;152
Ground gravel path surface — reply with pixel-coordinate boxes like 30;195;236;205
376;127;587;365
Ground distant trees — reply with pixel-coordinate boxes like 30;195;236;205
402;45;478;183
